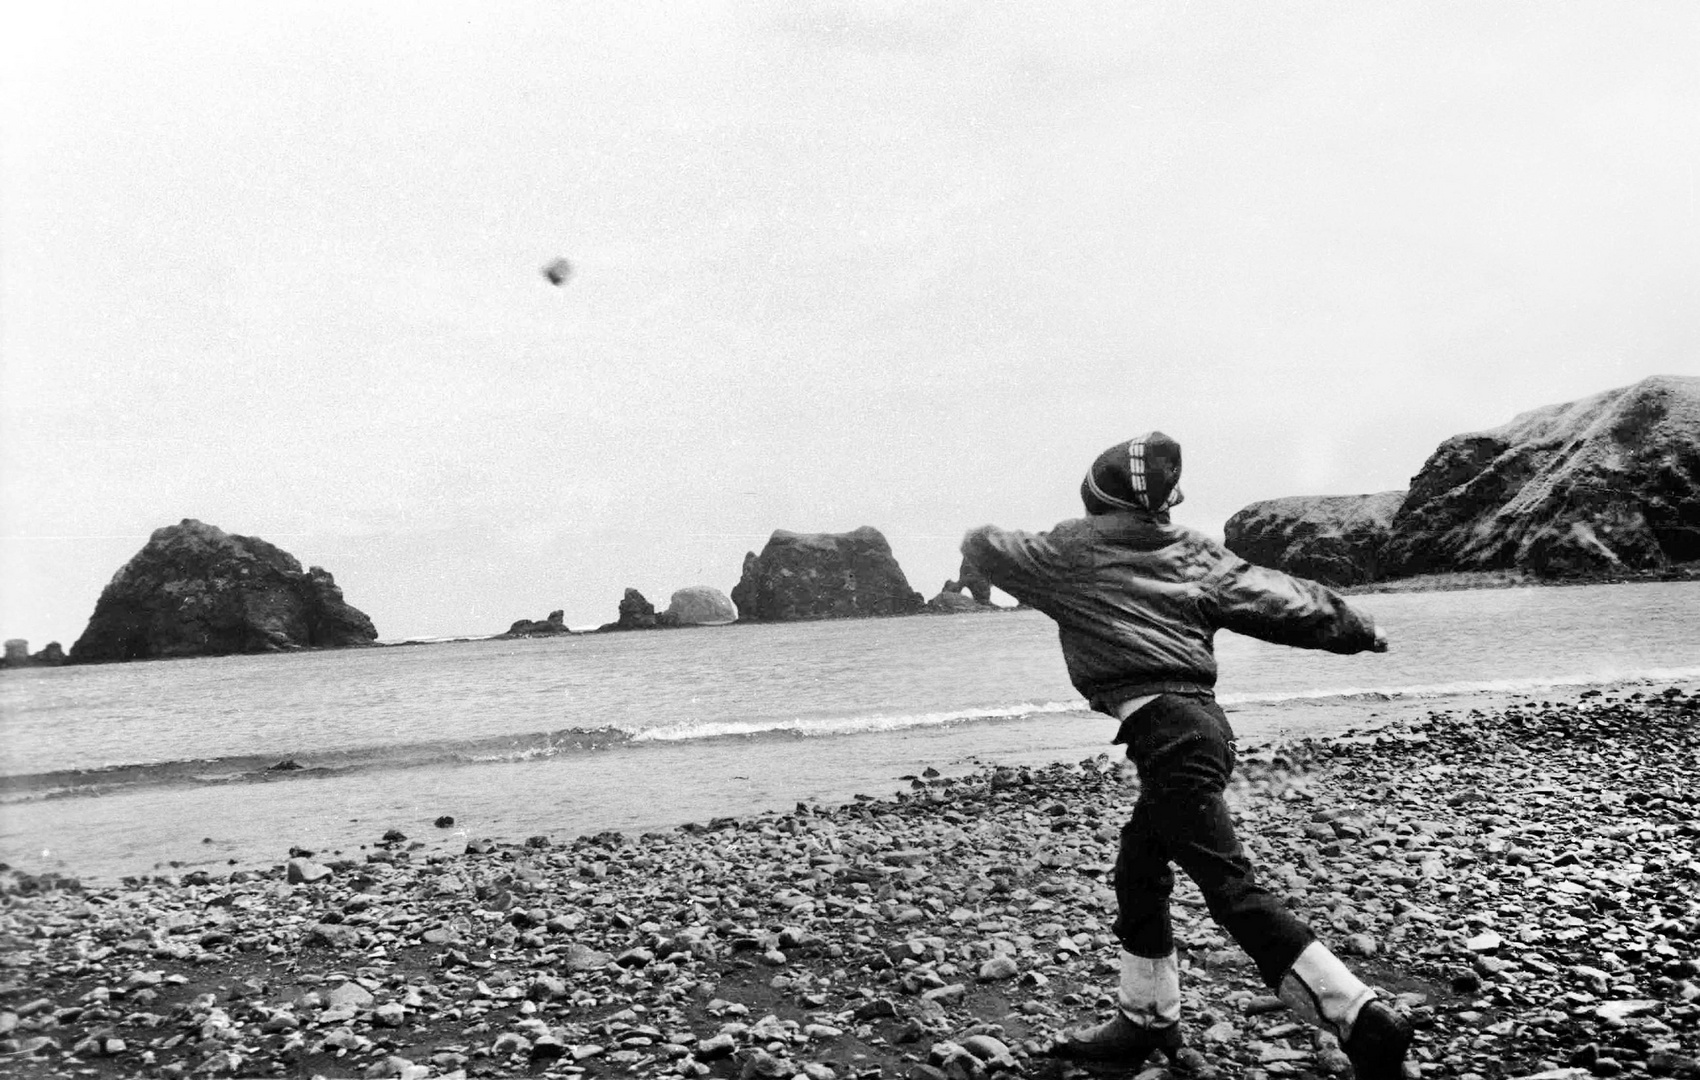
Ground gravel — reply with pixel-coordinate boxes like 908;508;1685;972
1;686;1695;1080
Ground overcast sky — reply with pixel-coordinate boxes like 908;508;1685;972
4;2;1698;645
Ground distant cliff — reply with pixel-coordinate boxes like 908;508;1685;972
731;527;924;622
70;519;378;662
1225;375;1700;584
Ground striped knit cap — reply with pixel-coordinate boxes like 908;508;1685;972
1080;432;1184;515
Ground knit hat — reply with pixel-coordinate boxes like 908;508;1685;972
1080;432;1184;515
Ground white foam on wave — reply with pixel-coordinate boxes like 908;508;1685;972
1217;666;1700;707
626;667;1700;746
630;699;1087;743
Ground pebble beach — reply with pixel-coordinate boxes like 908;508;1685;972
2;686;1696;1080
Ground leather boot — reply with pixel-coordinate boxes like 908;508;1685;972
1341;999;1414;1080
1053;951;1183;1065
1276;942;1412;1080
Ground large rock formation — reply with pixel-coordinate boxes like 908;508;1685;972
1224;375;1700;584
664;586;738;626
1380;375;1700;577
731;527;925;622
1224;491;1406;587
69;519;378;662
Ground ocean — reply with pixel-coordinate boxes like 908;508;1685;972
2;580;1697;884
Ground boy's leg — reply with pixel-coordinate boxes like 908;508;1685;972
1123;695;1313;982
1112;793;1175;961
1126;696;1412;1080
1053;793;1183;1062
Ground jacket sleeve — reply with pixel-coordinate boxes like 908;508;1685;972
1202;551;1379;654
959;524;1082;615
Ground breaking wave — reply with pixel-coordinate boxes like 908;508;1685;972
4;666;1694;804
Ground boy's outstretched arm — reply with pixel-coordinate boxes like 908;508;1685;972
959;524;1079;615
1203;552;1383;654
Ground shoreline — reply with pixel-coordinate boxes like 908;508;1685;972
6;676;1699;890
3;686;1696;1078
8;567;1698;664
5;676;1700;890
1338;565;1700;596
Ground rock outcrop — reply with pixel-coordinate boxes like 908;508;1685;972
1224;491;1406;587
941;556;993;605
924;590;989;614
0;639;65;669
1380;375;1700;577
731;527;925;622
597;589;677;632
1224;376;1700;584
68;520;378;663
499;610;572;638
664;587;738;626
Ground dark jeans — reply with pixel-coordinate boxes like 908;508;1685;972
1111;693;1315;987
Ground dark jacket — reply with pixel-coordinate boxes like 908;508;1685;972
960;511;1379;714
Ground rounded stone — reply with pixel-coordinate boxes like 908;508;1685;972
665;586;738;626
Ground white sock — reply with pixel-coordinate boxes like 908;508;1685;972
1276;941;1376;1041
1118;950;1181;1029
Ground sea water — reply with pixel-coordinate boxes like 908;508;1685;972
2;581;1696;883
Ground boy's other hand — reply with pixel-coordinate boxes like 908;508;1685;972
1370;626;1390;653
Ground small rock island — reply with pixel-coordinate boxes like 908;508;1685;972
69;519;378;663
730;527;924;622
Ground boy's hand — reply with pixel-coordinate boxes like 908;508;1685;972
1370;626;1390;653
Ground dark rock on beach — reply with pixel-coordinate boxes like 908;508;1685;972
1224;491;1405;587
731;527;925;621
3;685;1696;1080
68;519;377;663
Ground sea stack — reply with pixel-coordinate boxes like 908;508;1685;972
1223;492;1405;587
731;527;924;622
500;610;573;638
69;519;378;662
664;586;738;626
597;588;673;632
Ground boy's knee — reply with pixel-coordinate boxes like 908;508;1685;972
1117;863;1174;894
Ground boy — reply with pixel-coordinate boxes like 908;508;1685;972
960;432;1412;1080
